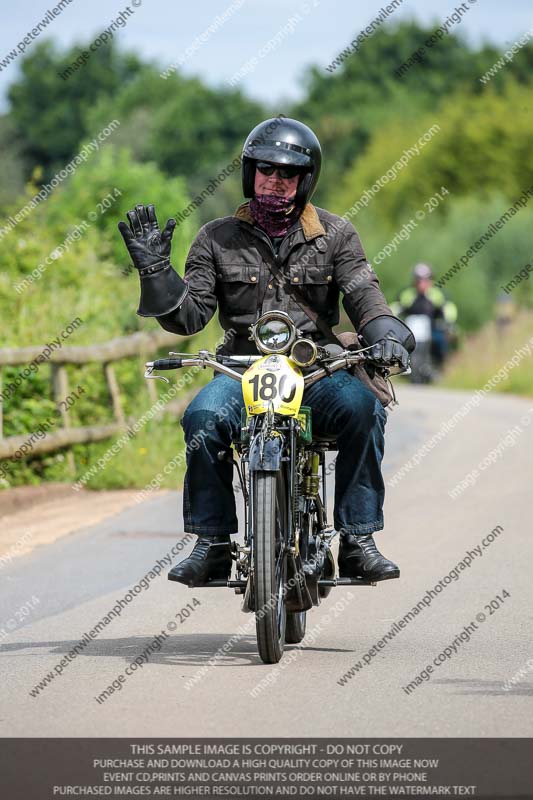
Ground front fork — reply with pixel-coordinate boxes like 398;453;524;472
236;417;300;610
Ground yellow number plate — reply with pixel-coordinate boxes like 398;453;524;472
242;354;304;416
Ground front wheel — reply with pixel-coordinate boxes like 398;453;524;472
253;470;287;664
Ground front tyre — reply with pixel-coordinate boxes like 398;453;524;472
285;611;306;643
253;471;287;664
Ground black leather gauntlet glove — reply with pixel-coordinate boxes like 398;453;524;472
359;315;415;371
118;204;188;317
366;337;410;370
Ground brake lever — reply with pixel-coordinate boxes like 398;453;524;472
360;350;411;376
144;364;170;384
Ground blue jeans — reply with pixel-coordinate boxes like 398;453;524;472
180;369;387;537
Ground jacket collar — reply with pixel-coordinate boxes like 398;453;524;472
234;200;326;241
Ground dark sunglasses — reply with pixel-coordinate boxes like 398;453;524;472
255;161;303;180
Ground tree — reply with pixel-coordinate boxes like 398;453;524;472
0;115;26;209
291;21;533;205
8;41;144;178
84;66;266;182
333;82;533;226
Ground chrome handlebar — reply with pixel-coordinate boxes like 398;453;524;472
144;348;382;385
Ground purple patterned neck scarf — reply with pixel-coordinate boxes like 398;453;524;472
249;193;301;237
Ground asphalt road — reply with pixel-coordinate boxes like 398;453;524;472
1;385;532;737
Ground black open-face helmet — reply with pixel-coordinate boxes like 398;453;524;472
242;116;322;208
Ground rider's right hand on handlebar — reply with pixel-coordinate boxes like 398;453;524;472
118;204;176;274
365;337;410;370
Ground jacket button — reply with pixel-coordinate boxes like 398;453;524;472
327;275;332;282
251;276;257;282
293;276;299;283
268;283;273;289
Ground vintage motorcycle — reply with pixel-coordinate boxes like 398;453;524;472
145;311;407;664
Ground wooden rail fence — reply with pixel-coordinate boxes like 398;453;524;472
0;330;188;463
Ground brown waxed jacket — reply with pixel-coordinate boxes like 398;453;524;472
156;201;394;355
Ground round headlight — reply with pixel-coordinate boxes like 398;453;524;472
251;311;297;354
290;338;318;367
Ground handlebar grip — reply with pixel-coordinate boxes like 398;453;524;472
152;358;183;370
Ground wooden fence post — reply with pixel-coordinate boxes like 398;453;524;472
51;363;76;475
103;362;125;425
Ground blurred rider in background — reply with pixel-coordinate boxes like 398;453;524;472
392;263;457;370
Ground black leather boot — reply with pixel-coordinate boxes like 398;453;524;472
338;532;399;581
168;535;232;587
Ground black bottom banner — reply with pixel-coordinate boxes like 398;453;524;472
1;738;532;799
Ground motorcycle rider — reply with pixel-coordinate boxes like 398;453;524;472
118;117;415;587
393;263;457;368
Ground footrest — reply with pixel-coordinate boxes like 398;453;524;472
318;577;376;587
189;579;246;588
